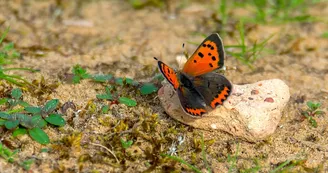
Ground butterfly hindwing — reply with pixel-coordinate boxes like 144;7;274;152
182;33;225;76
192;72;232;109
177;85;207;117
157;61;179;89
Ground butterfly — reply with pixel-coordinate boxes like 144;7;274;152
155;33;232;117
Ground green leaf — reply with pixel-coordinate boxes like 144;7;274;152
120;138;133;149
15;113;31;124
0;98;7;105
313;103;321;110
18;100;30;107
118;97;137;107
0;27;10;44
28;127;50;145
13;128;27;137
140;83;158;95
301;111;309;117
0;112;10;119
11;50;20;58
45;114;65;126
20;159;34;170
30;115;47;128
72;64;90;81
101;105;109;113
7;108;25;114
105;86;113;94
96;94;113;100
25;107;42;114
0;119;6;125
3;42;14;52
308;117;317;128
4;120;19;129
43;99;59;113
11;88;22;100
91;74;113;82
115;78;123;85
72;76;81;84
321;32;328;38
314;111;325;115
7;99;16;107
124;78;139;86
81;73;90;79
306;101;321;110
0;52;6;59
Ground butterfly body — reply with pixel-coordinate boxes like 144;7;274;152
156;34;232;117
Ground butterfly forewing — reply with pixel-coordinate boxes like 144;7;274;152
182;34;225;77
157;61;179;89
192;72;232;108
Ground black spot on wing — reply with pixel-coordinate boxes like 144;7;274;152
212;56;216;61
198;52;204;58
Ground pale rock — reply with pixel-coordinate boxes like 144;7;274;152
158;79;290;142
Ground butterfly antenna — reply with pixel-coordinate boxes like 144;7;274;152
154;57;158;61
182;43;189;59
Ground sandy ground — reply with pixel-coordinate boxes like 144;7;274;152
0;0;328;172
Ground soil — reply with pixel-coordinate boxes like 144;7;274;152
0;0;328;172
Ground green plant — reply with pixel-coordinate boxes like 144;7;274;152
270;159;305;173
91;74;113;83
73;62;161;96
0;27;20;64
0;88;65;144
96;86;137;107
240;159;261;173
118;97;137;107
127;0;165;9
72;64;91;84
201;133;211;173
251;0;317;23
161;154;202;173
101;105;109;113
96;86;113;100
0;143;18;163
216;0;228;36
2;88;30;109
0;143;34;170
321;32;328;38
0;27;37;86
227;143;240;173
253;0;267;23
140;83;158;95
120;138;133;149
25;99;65;126
301;101;325;128
19;159;34;170
161;133;212;173
225;20;274;69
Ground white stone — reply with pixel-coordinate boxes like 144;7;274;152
158;79;290;142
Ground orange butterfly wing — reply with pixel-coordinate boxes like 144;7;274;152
157;61;179;89
182;34;225;76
